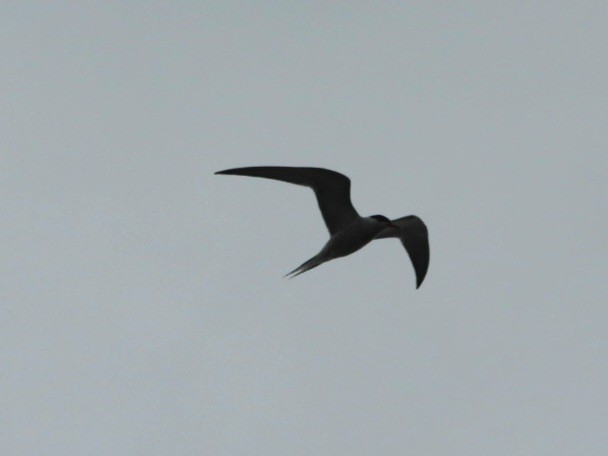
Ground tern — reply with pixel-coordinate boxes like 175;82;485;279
215;166;430;288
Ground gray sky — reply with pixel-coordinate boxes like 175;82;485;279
1;2;607;455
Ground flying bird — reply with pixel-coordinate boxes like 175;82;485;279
215;166;430;288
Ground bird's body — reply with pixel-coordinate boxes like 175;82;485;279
215;166;430;288
321;216;389;259
284;216;394;278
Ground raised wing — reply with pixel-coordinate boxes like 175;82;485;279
215;166;360;235
374;215;430;289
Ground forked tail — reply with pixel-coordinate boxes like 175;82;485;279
284;255;324;279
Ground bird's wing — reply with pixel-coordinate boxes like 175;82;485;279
215;166;359;235
374;215;430;289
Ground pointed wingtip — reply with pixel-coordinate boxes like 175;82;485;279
215;168;237;175
415;267;428;289
215;168;243;176
416;273;427;289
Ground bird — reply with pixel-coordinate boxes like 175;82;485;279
215;166;430;288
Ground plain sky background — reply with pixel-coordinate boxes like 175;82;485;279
1;2;607;455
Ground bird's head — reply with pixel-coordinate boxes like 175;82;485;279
370;215;398;228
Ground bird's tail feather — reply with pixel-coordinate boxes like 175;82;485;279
284;255;323;279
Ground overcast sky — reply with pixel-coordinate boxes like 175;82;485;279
1;2;607;455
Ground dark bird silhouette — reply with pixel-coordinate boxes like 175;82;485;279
216;166;429;288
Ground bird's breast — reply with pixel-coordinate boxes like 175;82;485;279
323;220;380;258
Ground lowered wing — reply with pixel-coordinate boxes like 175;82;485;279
375;215;430;289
